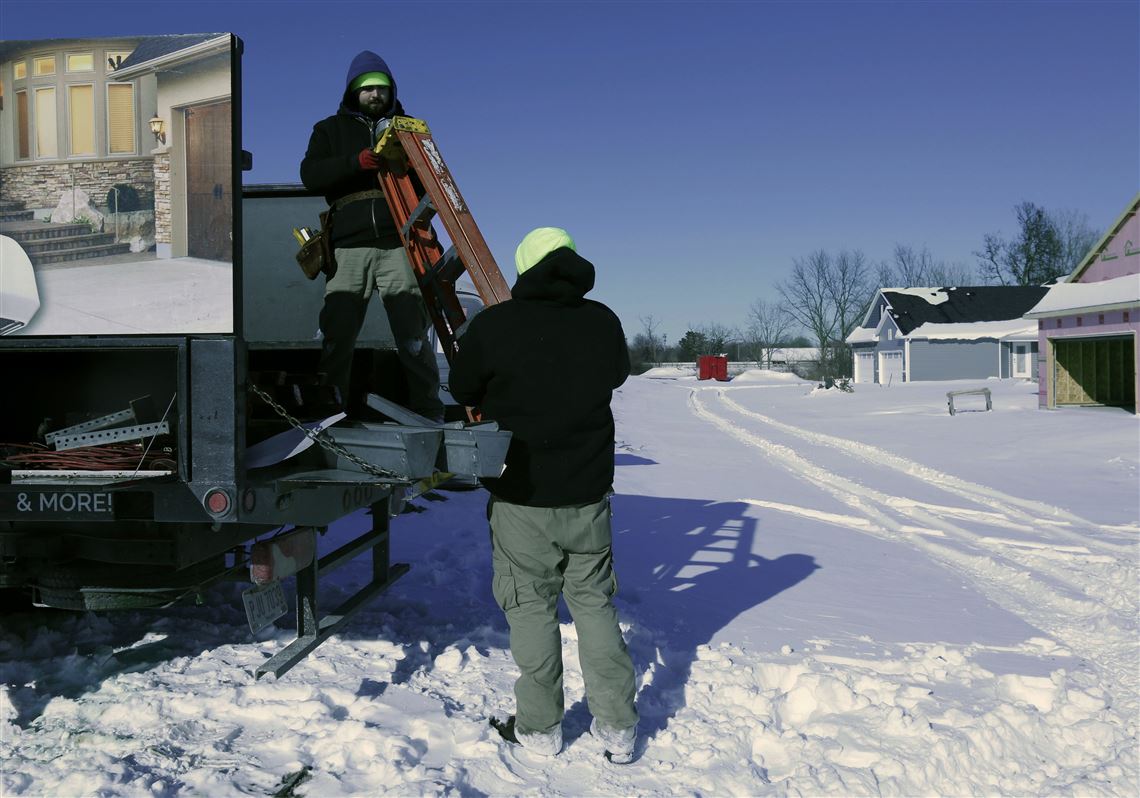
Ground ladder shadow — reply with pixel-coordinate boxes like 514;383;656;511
562;494;818;744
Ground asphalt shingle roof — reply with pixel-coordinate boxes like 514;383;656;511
883;286;1050;336
114;33;227;71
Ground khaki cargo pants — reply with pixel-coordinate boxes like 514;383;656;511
319;246;443;419
488;495;638;736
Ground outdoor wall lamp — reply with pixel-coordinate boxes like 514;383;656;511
148;115;166;144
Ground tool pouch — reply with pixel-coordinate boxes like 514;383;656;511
295;210;335;280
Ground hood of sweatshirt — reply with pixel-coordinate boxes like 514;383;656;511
511;248;596;306
338;50;401;119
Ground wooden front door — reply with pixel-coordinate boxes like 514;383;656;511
185;101;232;262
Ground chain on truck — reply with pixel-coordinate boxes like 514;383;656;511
0;33;510;678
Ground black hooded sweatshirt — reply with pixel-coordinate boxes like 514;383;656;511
300;50;406;248
448;248;631;507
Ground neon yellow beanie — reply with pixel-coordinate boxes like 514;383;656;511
349;71;391;92
515;227;576;275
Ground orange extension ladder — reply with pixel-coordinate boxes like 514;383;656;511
372;117;511;362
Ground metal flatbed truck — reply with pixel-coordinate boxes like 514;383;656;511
0;33;507;678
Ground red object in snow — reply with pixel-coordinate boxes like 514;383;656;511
697;355;729;381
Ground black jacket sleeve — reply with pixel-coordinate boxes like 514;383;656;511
613;315;631;389
299;120;360;195
447;321;490;407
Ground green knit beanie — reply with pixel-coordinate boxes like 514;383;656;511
349;71;391;92
515;227;576;275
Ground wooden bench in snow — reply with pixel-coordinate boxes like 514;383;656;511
946;387;992;416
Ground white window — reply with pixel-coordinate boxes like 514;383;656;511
34;87;57;158
106;50;132;72
15;90;30;159
68;84;95;156
106;83;136;154
33;55;56;77
13;61;27;80
1012;343;1031;379
66;52;94;73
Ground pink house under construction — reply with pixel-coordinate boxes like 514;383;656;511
1025;193;1140;414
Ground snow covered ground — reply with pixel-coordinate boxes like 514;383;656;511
2;372;1137;796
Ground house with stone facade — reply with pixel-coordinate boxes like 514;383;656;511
1024;193;1139;414
0;32;233;263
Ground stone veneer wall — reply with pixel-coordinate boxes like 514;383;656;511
153;151;171;247
0;158;155;211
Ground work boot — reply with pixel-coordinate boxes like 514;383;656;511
490;716;562;757
590;718;636;764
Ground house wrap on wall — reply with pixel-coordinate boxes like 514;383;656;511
846;286;1050;385
1024;193;1139;414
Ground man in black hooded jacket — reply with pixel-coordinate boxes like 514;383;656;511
449;227;638;763
300;50;442;420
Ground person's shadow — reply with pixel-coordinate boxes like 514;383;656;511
561;494;818;746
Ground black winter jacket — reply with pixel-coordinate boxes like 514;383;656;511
448;248;630;507
300;51;405;248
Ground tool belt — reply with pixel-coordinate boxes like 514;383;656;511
295;190;386;280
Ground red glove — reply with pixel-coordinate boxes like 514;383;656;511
357;147;382;171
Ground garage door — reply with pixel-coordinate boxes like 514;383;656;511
878;351;904;385
855;352;875;384
1054;336;1135;409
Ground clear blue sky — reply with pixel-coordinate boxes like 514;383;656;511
3;0;1137;343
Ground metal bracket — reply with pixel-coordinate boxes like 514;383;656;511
52;421;170;452
45;395;157;447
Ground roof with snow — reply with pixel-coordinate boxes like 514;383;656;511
1024;272;1140;318
881;286;1050;336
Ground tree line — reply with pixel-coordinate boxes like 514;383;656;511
628;201;1100;377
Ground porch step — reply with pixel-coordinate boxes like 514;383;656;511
19;232;119;255
0;221;93;242
30;242;132;265
0;209;34;222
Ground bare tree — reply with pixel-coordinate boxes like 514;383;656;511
638;314;666;365
891;243;934;286
976;201;1065;285
697;322;735;355
927;259;977;286
745;299;792;368
779;248;874;379
778;250;838;363
832;249;873;342
1048;207;1100;277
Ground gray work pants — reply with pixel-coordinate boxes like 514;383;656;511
320;246;443;419
488;496;638;735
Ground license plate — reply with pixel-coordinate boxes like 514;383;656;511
0;488;115;519
243;580;288;633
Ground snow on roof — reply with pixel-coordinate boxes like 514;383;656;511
907;318;1039;341
1024;273;1140;318
846;326;878;344
883;287;950;305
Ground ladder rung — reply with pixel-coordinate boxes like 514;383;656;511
400;194;436;241
421;247;466;286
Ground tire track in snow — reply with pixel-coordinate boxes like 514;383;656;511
716;390;1136;551
686;389;1139;706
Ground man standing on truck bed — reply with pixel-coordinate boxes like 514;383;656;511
448;227;639;764
300;50;443;421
